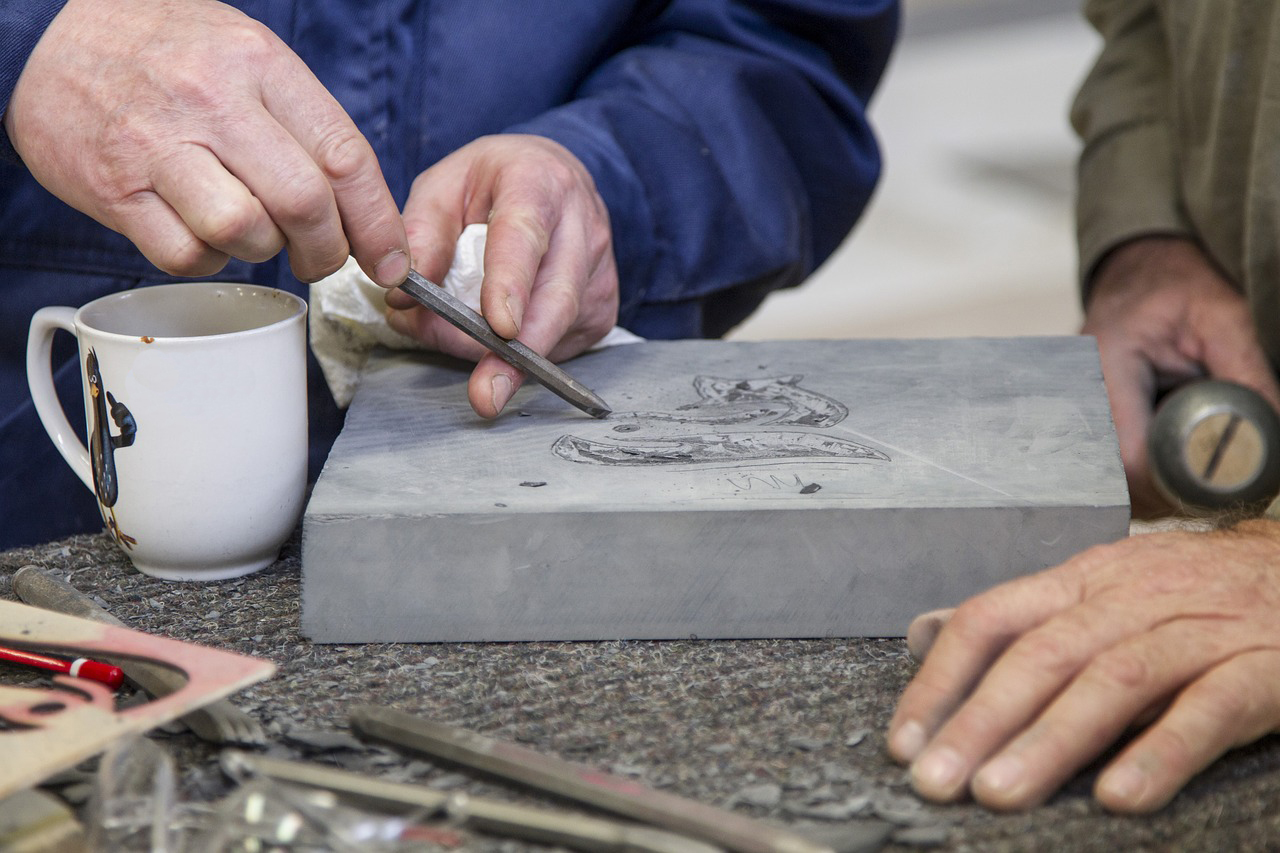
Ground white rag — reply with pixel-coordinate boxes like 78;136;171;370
309;223;642;407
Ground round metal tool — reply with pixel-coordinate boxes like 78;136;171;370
1148;379;1280;510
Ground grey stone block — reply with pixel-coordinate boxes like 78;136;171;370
301;338;1128;642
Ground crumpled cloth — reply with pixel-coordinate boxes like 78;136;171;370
309;223;642;407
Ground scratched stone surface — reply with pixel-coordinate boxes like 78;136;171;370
5;533;1280;852
303;338;1128;642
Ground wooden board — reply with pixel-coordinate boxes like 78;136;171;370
302;338;1129;642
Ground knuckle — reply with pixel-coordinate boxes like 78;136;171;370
313;251;349;279
539;155;579;189
182;16;284;79
540;275;583;317
247;231;287;263
230;18;283;64
313;125;376;184
1088;647;1153;691
166;62;222;112
200;199;261;248
272;167;334;226
154;237;225;277
588;222;613;265
502;208;553;256
98;125;160;201
288;246;349;283
1195;676;1254;724
171;19;279;103
948;596;1005;641
1011;629;1080;679
590;189;612;226
1140;725;1198;775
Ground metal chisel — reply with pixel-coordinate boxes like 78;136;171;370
399;269;611;418
221;750;721;853
351;706;833;853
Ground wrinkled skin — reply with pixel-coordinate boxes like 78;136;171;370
5;0;410;285
6;1;619;417
384;134;619;417
889;521;1280;813
1080;236;1280;517
887;236;1280;813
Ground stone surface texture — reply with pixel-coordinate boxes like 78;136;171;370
303;338;1128;642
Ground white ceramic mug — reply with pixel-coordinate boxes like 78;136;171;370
26;282;308;581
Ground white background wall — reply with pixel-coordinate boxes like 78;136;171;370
729;2;1100;342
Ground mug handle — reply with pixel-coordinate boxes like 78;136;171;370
26;306;94;492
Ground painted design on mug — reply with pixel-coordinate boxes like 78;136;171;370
86;349;138;549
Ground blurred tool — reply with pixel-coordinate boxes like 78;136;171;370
221;750;721;853
0;643;124;690
1148;379;1280;510
13;566;265;746
351;705;834;853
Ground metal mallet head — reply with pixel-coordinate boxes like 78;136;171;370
1148;379;1280;511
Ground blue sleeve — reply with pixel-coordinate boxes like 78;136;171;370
0;0;66;162
510;0;899;339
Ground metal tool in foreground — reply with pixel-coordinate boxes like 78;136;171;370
1148;379;1280;510
399;269;611;418
350;705;833;853
12;565;266;746
221;750;720;853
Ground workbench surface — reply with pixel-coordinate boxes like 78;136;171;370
4;531;1279;851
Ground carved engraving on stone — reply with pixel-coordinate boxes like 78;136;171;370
552;374;890;468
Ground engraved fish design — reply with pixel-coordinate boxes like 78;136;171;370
553;374;887;470
610;375;849;428
552;432;889;466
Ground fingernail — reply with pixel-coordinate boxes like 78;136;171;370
491;374;513;413
912;746;966;797
975;753;1026;797
1099;764;1147;804
907;608;952;662
505;295;524;333
375;250;410;286
889;720;928;762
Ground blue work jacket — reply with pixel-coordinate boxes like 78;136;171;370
0;1;897;547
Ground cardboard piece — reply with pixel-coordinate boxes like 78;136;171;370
302;338;1129;642
0;600;275;798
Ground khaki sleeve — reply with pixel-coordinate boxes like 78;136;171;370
1071;0;1193;296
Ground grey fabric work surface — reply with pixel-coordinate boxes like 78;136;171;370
303;338;1129;642
5;532;1280;851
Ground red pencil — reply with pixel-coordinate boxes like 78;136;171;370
0;644;125;691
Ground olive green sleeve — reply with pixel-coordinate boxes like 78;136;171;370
1071;0;1193;298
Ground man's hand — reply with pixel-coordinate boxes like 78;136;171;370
385;134;619;418
1081;237;1280;516
4;0;410;286
887;522;1280;813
